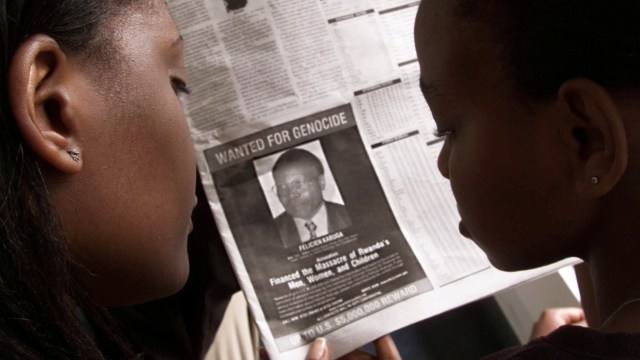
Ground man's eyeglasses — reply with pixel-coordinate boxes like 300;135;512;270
272;177;318;195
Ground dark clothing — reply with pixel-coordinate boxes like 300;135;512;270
274;201;351;248
111;176;240;360
482;325;640;359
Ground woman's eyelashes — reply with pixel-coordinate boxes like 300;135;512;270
171;78;191;96
432;128;454;138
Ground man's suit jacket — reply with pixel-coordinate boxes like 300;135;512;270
275;201;351;248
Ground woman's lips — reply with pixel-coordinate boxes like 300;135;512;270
456;205;472;239
459;221;472;239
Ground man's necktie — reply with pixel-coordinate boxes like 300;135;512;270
305;220;317;240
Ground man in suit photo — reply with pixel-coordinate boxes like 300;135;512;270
271;148;351;248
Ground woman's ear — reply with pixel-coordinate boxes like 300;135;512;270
318;174;326;191
558;78;628;197
8;34;83;173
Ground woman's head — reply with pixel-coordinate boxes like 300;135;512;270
415;1;638;270
453;1;640;100
2;0;195;308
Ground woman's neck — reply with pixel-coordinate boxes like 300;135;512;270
587;199;640;332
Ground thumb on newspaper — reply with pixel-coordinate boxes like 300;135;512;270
306;338;330;360
372;335;401;359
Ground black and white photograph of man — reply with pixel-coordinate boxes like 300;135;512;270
257;143;351;248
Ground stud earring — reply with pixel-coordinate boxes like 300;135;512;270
590;176;600;185
67;149;80;163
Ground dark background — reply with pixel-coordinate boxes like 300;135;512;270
364;296;520;359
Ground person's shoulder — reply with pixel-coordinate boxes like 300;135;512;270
274;211;294;227
275;211;290;220
324;202;351;230
325;201;347;212
482;325;640;359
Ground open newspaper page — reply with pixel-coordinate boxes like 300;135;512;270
167;1;578;359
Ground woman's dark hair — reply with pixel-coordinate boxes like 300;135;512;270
456;1;640;99
0;1;144;359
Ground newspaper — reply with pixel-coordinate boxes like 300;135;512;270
166;1;578;359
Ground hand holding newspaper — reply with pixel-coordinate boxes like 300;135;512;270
167;1;577;358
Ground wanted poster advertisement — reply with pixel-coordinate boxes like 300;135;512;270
204;104;432;351
170;0;580;358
